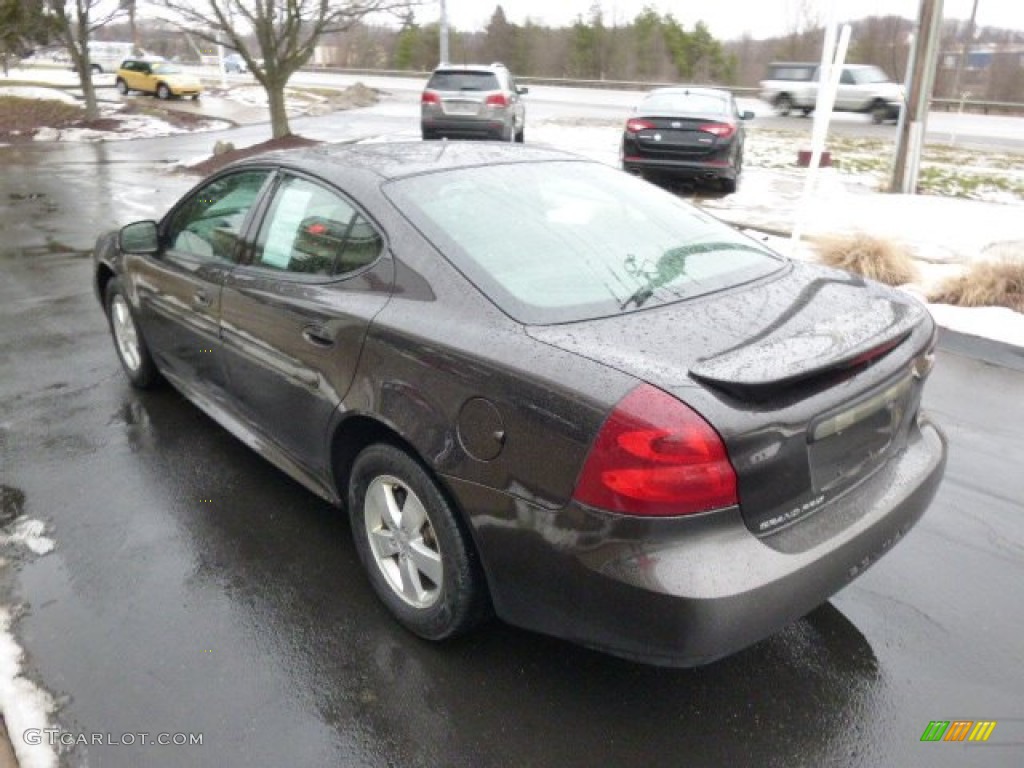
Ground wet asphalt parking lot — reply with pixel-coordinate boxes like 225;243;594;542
1;134;1023;767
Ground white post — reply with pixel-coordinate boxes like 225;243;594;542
217;42;227;89
792;24;851;246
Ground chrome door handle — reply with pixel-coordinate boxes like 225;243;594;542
302;325;334;348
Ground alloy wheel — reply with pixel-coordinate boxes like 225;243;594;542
363;474;443;609
110;294;142;372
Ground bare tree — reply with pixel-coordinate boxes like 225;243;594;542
47;1;125;119
157;0;418;138
1;0;53;76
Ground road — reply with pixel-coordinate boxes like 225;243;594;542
0;95;1022;767
11;63;1024;152
287;69;1024;153
2;245;1022;767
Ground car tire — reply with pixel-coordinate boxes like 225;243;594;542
801;107;813;116
191;94;200;101
721;177;738;194
515;125;525;143
421;128;436;141
116;78;129;96
104;278;160;389
870;100;888;125
348;443;490;641
156;83;171;100
774;94;793;116
503;121;516;143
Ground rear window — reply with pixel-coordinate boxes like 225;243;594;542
427;70;500;92
640;92;729;115
386;162;783;324
769;65;816;81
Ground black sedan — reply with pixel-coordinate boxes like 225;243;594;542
622;86;754;193
93;143;946;666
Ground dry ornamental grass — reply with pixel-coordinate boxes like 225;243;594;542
814;233;918;286
931;260;1024;313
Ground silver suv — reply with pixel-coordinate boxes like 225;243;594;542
421;63;528;142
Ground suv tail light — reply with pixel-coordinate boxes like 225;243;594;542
421;90;440;105
699;122;736;140
486;93;509;107
573;384;738;516
625;118;655;133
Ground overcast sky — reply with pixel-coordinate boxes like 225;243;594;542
435;0;1024;39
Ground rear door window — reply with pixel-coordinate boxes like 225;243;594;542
427;70;500;92
252;176;382;277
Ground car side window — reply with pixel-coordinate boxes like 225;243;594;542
841;69;856;85
253;176;382;277
165;170;271;263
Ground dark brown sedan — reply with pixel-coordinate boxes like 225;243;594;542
93;143;946;666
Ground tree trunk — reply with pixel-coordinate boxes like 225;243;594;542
67;46;100;120
79;65;99;120
266;81;291;139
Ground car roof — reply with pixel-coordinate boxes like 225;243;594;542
234;142;583;183
644;86;732;99
431;63;507;73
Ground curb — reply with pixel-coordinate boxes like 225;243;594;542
938;327;1024;372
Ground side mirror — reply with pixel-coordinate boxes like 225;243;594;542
741;111;755;120
517;86;529;95
119;220;160;254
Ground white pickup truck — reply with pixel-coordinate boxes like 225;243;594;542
759;62;903;124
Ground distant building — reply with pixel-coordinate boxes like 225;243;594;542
937;43;1024;101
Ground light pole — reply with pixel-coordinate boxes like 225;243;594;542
951;0;980;98
439;0;449;64
890;0;944;194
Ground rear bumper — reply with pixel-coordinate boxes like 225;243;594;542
450;418;946;666
422;117;507;139
623;156;737;182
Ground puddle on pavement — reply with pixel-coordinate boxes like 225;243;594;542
0;485;26;526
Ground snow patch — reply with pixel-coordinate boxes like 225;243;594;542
0;518;55;556
926;304;1024;348
0;86;79;104
0;608;58;768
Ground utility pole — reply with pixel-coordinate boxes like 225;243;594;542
890;0;944;194
439;0;449;64
951;0;979;98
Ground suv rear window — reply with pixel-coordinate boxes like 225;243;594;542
386;161;782;324
427;70;500;92
768;64;816;81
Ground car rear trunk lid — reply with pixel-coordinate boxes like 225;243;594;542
632;116;728;157
526;263;934;535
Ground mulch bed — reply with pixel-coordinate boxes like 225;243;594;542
0;95;84;140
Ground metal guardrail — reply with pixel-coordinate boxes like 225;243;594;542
307;64;1024;116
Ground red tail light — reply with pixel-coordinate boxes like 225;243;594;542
486;93;509;107
573;384;738;516
626;118;655;133
421;90;440;105
699;122;736;140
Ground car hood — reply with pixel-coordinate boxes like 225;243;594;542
525;261;929;399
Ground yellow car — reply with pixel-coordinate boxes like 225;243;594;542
115;59;202;100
